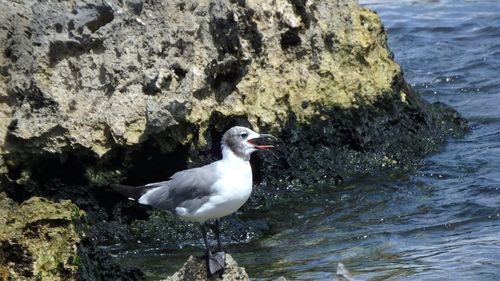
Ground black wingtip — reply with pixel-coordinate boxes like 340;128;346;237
110;184;146;200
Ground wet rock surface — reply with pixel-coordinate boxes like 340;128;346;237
0;0;468;280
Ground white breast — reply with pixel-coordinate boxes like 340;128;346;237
189;156;253;222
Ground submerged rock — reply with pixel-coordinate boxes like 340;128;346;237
0;193;81;280
164;254;248;281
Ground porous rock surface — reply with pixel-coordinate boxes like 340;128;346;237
0;194;81;281
1;0;401;181
164;254;249;281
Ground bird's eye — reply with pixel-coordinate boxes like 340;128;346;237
240;132;248;138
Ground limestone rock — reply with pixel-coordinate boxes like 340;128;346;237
0;0;405;182
164;254;248;281
0;193;82;281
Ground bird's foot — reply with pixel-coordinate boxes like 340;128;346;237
205;251;226;277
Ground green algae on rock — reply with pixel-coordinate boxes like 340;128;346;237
0;194;82;280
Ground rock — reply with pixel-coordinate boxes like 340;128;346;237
336;263;356;281
163;254;248;281
0;0;427;184
0;193;82;280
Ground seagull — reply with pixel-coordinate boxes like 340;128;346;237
111;126;275;275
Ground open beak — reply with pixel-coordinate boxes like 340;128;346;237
247;133;277;149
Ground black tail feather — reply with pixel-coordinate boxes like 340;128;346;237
111;184;148;200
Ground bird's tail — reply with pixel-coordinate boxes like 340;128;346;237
110;184;150;201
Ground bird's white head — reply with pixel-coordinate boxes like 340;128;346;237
221;126;276;161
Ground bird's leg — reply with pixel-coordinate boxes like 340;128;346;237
210;218;226;276
198;223;211;258
214;218;224;253
199;222;225;276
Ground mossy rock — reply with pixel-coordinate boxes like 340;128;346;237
0;193;82;281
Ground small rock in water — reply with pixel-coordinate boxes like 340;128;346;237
336;263;356;281
164;254;248;281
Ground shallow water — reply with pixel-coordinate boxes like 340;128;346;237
115;1;500;280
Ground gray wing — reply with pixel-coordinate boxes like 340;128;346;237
139;162;220;213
